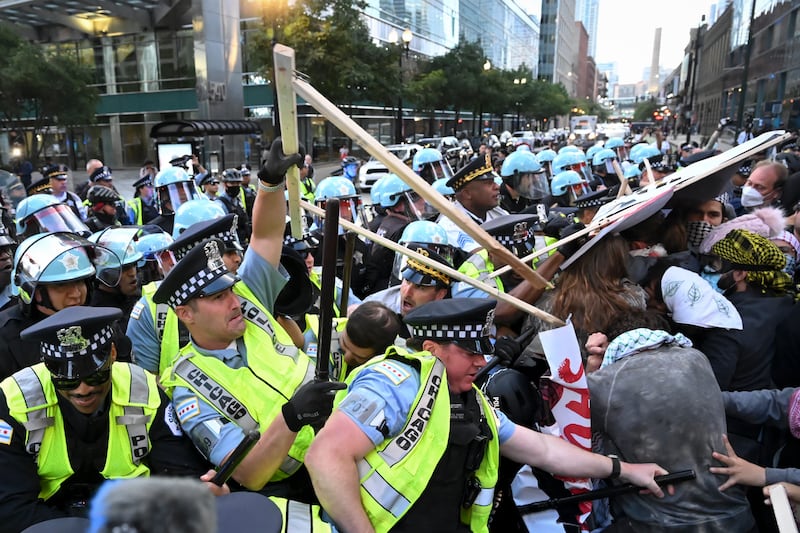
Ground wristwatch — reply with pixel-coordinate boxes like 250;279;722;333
607;455;621;480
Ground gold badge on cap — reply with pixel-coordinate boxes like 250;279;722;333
57;326;89;351
204;240;224;271
481;309;495;336
513;222;529;241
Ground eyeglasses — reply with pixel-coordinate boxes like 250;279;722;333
52;368;111;391
209;181;220;185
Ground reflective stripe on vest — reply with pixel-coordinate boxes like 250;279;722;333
337;350;500;532
12;366;54;456
0;362;159;500
269;496;332;533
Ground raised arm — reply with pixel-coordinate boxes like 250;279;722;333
251;138;302;268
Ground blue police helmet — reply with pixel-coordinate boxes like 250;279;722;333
605;137;625;150
536;149;557;164
432;178;455;197
154;166;199;216
369;176;389;206
558;145;582;155
500;150;542;178
136;229;174;261
628;143;648;164
379;174;414;208
12;232;121;305
172;198;227;239
314;176;357;203
631;145;661;165
592;148;618;167
550;170;585;196
624;165;643;179
586;144;604;163
412;147;444;172
16;195;90;238
400;220;449;247
552;151;587;174
154;166;191;188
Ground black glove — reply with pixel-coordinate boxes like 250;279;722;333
556;222;587;260
258;137;304;185
282;379;346;432
543;212;572;240
494;336;523;368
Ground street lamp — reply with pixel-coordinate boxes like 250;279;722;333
514;78;527;130
389;28;413;144
478;60;491;135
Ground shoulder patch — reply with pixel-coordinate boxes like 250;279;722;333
176;397;200;424
164;402;184;436
130;301;144;320
0;419;13;445
372;361;410;386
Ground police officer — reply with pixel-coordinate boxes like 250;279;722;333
0;306;218;532
15;193;90;240
85;185;125;232
152;139;345;499
437;153;510;253
88;226;145;315
149;166;201;235
127;213;242;376
305;298;670;533
218;168;252;247
0;233;122;381
127;175;159;225
45;164;87;220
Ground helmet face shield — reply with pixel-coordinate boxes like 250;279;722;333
157;181;198;215
515;172;550;200
419;160;454;184
27;205;90;238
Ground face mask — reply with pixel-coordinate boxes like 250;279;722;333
227;185;241;196
740;185;765;208
700;270;724;294
784;254;797;278
716;271;737;294
686;220;713;250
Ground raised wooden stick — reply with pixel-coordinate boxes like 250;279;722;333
286;68;551;291
273;44;303;239
301;200;565;326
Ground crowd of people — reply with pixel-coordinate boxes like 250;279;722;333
1;123;800;533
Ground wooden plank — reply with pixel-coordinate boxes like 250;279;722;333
273;44;303;239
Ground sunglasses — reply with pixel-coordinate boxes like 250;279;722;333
52;368;111;391
209;181;220;185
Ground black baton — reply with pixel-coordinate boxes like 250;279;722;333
316;198;340;381
517;469;696;515
210;430;260;486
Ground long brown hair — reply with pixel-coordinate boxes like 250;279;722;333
550;235;638;333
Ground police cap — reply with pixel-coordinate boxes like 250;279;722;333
401;247;452;288
404;298;496;355
481;214;538;255
170;213;243;260
446;154;496;191
21;306;121;380
90;166;113;183
574;189;612;210
133;175;153;189
153;238;239;307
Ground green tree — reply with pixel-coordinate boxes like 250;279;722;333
633;100;659;121
406;69;447;136
528;81;571;125
0;24;98;166
248;0;398;108
572;99;610;121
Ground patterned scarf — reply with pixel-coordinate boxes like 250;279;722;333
601;328;693;369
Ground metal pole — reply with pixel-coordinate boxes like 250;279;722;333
736;0;758;132
686;21;702;145
395;48;403;144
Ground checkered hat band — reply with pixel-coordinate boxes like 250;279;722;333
40;326;114;359
495;230;532;245
167;264;228;307
175;232;236;260
411;322;486;341
577;198;606;208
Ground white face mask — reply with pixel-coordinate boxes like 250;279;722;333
740;185;765;208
